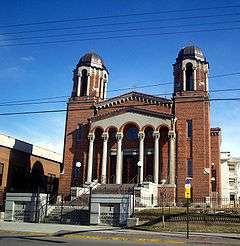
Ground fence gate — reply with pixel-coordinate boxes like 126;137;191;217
99;203;120;226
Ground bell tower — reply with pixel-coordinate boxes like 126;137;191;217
72;53;109;100
59;52;108;199
173;45;212;200
173;45;209;95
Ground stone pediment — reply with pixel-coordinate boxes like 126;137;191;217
95;91;172;109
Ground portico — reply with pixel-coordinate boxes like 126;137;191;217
86;108;176;186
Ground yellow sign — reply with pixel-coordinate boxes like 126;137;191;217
185;187;191;199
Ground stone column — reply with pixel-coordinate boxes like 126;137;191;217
193;67;197;90
86;73;90;96
116;132;123;184
77;76;81;96
182;67;186;91
138;131;145;183
168;130;176;185
87;133;95;183
153;131;160;184
101;132;109;184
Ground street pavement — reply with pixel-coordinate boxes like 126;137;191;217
0;222;240;245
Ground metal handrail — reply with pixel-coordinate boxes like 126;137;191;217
128;175;138;184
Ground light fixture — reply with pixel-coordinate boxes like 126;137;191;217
75;161;82;168
161;179;166;185
137;161;143;167
211;177;216;181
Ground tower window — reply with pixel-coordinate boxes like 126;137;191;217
187;159;193;177
76;124;84;142
186;63;194;91
187;120;192;138
80;69;88;96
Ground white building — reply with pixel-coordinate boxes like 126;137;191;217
221;152;240;204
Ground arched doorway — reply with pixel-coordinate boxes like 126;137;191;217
122;123;139;184
30;161;45;192
144;126;154;182
107;127;117;183
93;127;103;181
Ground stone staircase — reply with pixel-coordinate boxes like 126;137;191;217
43;193;90;225
44;205;89;225
93;184;135;194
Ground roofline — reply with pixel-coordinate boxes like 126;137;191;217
89;106;174;122
96;91;172;109
0;133;62;163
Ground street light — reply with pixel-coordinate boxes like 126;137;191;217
137;161;143;187
75;161;82;187
75;161;82;168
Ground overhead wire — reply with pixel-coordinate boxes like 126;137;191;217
0;71;240;105
1;26;240;48
1;20;240;42
0;96;240;116
1;4;240;29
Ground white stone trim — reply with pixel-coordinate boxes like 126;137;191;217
91;112;172;132
0;134;62;163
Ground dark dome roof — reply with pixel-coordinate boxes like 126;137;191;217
177;45;206;62
77;52;106;69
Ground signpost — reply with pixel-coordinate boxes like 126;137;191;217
185;178;191;239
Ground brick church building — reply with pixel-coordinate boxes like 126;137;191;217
59;45;222;202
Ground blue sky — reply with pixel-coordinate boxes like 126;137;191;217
0;0;240;156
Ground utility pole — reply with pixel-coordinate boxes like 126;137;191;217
185;177;192;239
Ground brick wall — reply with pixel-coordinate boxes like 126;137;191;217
174;95;211;199
59;99;96;198
210;128;221;195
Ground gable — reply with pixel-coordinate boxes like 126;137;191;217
95;91;172;110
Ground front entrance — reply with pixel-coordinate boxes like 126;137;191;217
122;154;138;184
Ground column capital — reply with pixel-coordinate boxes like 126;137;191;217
88;133;95;141
116;132;123;141
101;132;109;141
153;131;160;139
168;130;176;140
138;131;145;140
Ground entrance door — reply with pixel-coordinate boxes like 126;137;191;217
108;155;116;183
122;155;138;183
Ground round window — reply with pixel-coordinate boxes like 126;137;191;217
126;127;139;141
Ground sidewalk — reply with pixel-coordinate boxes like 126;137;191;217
0;221;240;240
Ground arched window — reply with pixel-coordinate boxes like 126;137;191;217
186;63;194;91
80;69;88;96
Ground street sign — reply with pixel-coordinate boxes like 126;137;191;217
185;187;191;199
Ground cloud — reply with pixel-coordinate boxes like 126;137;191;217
20;56;34;62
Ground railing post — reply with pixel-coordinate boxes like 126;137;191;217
132;187;135;217
88;186;93;225
44;193;49;219
35;185;40;223
60;194;64;224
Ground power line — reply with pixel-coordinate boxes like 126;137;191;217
1;26;240;48
1;12;240;37
0;97;240;116
1;5;240;29
2;20;240;42
1;71;240;105
1;87;240;107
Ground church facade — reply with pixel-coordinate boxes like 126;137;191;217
59;46;221;202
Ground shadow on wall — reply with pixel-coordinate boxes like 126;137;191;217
6;139;59;196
